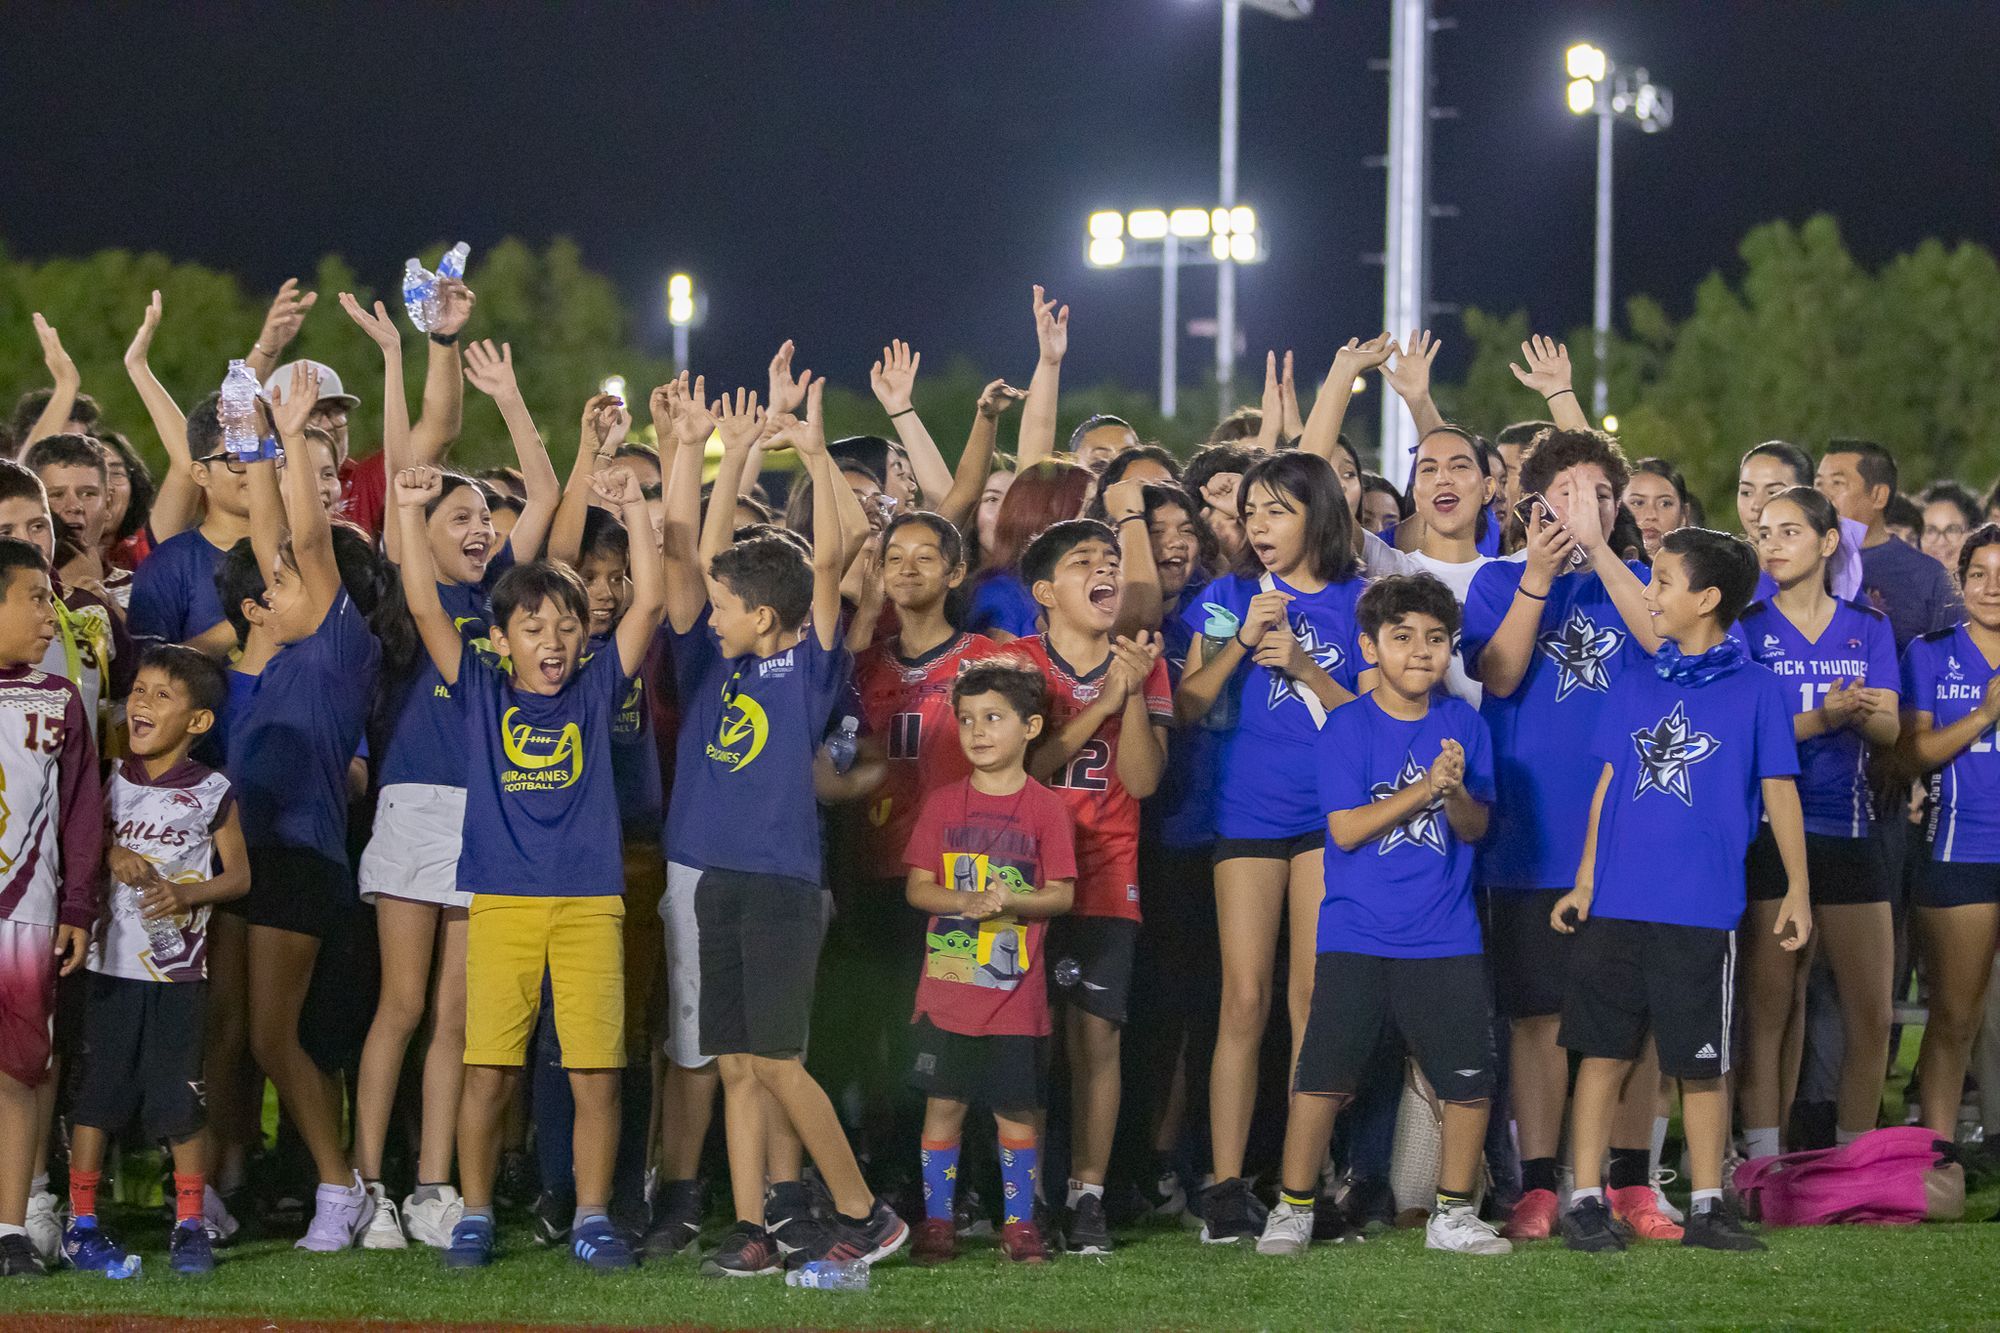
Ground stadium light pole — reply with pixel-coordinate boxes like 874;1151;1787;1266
1565;44;1672;422
666;273;697;372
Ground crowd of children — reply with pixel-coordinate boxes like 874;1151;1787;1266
1;271;1997;1285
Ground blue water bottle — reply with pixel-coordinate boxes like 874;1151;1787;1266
1198;603;1242;732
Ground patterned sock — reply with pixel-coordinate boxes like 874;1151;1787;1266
1608;1146;1650;1190
174;1172;204;1225
921;1139;961;1222
998;1138;1037;1226
69;1169;101;1222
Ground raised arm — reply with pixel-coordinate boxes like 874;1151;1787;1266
1474;519;1575;698
245;278;316;383
462;339;559;560
869;339;952;504
1280;349;1306;440
1382;329;1447;437
1102;477;1162;637
24;313;80;449
1560;467;1663;653
594;465;666;677
341;294;414;564
405;277;474;465
759;341;811;497
269;362;340;618
657;381;711;635
933;379;1024;531
774;380;845;652
390;466;465;683
548;392;625;566
1252;352;1284;452
1017;285;1068;468
1299;334;1392;462
121;291;199;540
1509;336;1591;433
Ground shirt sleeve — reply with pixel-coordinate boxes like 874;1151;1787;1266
1460;705;1498;806
903;790;942;873
56;685;106;930
1865;613;1900;693
1314;711;1370;819
1142;657;1173;726
125;544;182;642
1900;639;1937;714
208;777;238;833
1037;788;1079;882
316;592;378;676
1460;560;1526;674
1929;561;1964;636
1755;673;1804;779
343;452;389;536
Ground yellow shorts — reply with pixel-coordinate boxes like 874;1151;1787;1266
465;894;625;1069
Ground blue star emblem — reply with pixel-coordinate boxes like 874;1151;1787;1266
1629;701;1719;805
1369;753;1448;855
1267;612;1346;711
1539;608;1625;701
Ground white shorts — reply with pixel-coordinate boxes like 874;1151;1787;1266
358;784;470;909
660;862;710;1070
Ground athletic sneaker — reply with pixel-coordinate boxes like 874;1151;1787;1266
784;1198;908;1269
361;1183;408;1250
572;1217;638;1270
1064;1193;1112;1256
296;1173;373;1252
909;1216;958;1266
62;1218;135;1274
643;1179;704;1260
1609;1184;1684;1240
1199;1177;1265;1244
532;1187;575;1247
169;1219;215;1275
1682;1199;1764;1252
1312;1196;1363;1244
1503;1187;1559;1241
701;1222;780;1278
202;1186;241;1247
1146;1168;1188;1221
1254;1199;1314;1257
1000;1218;1049;1264
24;1191;60;1266
1339;1175;1396;1233
954;1185;994;1238
766;1186;828;1257
442;1216;495;1269
0;1233;45;1277
1650;1170;1686;1224
1560;1196;1627;1253
402;1186;464;1249
1425;1203;1512;1255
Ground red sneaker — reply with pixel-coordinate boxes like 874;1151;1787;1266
1609;1185;1685;1241
910;1217;957;1267
999;1219;1049;1264
1502;1188;1559;1241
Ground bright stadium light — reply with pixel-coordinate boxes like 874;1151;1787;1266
1567;77;1598;115
1211;234;1230;260
1566;42;1606;82
1127;209;1170;241
664;272;698;369
1229;205;1256;235
1602;413;1620;433
1088;211;1125;240
1169;207;1211;238
1088;236;1127;267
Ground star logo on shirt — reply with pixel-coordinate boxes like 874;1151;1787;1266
1369;753;1448;856
1267;613;1346;711
1629;701;1720;806
1538;609;1626;701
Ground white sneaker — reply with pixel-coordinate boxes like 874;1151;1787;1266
1254;1199;1314;1256
24;1190;61;1266
296;1172;373;1252
361;1183;408;1250
203;1186;240;1246
401;1185;465;1249
1425;1203;1512;1255
1649;1169;1685;1225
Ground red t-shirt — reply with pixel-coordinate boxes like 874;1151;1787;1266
1004;634;1172;921
339;452;389;536
852;630;999;880
904;778;1077;1038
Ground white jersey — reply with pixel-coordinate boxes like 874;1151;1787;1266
1359;531;1492;706
0;667;100;929
90;758;233;982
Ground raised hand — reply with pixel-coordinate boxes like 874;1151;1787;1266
768;378;827;458
590;464;643;510
461;339;521;400
1239;588;1293;648
256;277;317;357
431;276;477;337
32;313;77;387
648;381;679;442
1330;333;1394;382
767;340;811;416
1033;284;1069;365
272;362;322;438
394;465;444;510
671;375;715;452
579;392;625;453
1521;500;1579;592
339;292;402;353
870;339;921;414
1509;334;1574;399
976;379;1027;420
124;290;164;369
1557;466;1607;554
712;387;765;453
1382;329;1440;402
1280;350;1304;436
1103;476;1147;522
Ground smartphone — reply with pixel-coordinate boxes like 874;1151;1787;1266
1514;492;1589;569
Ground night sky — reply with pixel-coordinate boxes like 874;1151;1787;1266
5;0;1997;399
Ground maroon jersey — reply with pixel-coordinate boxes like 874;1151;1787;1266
852;630;998;880
0;665;105;929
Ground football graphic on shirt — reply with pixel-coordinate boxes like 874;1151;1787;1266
1629;701;1721;806
1539;609;1626;701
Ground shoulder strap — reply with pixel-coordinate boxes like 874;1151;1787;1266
1259;572;1328;729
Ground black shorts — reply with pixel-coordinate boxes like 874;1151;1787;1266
1046;915;1138;1025
1293;952;1494;1103
71;972;207;1143
1559;917;1736;1080
1213;830;1325;865
1914;859;2000;909
909;1017;1049;1113
693;868;827;1059
240;846;355;939
1479;888;1573;1019
1746;826;1888;905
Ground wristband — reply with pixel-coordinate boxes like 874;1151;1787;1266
227;434;283;464
1116;513;1148;526
1233;630;1252;653
429;331;460;347
1545;388;1576;402
887;407;917;419
1517;585;1548;602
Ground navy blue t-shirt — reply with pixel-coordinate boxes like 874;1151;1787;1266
1145;578;1219;849
455;640;628;897
378;548;514;790
1178;571;1366;839
1903;626;2000;863
1461;560;1651;889
129;528;231;644
1587;658;1799;929
666;613;849;884
1733;598;1897;838
228;592;380;863
596;630;665;841
1316;693;1494;957
1859;536;1960;652
966;570;1040;639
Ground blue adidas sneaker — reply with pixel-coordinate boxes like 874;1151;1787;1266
442;1216;496;1269
572;1216;637;1271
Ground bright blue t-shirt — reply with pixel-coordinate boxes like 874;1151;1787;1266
597;629;665;841
1179;571;1367;839
1145;578;1219;849
665;613;849;884
455;640;629;897
128;528;231;644
966;570;1040;639
1586;658;1799;929
377;548;513;790
1733;598;1897;838
1461;560;1650;889
1902;626;2000;863
228;592;380;863
1316;693;1495;957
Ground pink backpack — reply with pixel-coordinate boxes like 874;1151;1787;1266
1733;1127;1965;1227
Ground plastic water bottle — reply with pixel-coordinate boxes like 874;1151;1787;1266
825;716;859;774
402;258;439;331
1198;603;1242;731
785;1259;870;1291
218;359;262;457
437;241;471;281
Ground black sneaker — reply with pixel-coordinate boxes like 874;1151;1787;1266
1561;1196;1628;1253
642;1180;704;1260
783;1197;909;1269
1198;1177;1265;1244
700;1221;780;1278
1340;1175;1396;1233
0;1233;45;1277
954;1185;994;1238
1682;1199;1765;1252
766;1191;829;1258
532;1188;576;1247
1064;1192;1112;1256
1313;1194;1364;1243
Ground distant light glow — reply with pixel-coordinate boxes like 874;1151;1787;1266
1228;233;1258;263
1127;209;1170;241
1211;207;1232;235
1601;414;1620;433
601;375;627;400
1211;235;1230;261
668;297;695;326
1169;208;1210;238
667;273;693;299
1566;43;1606;82
1350;377;1367;394
1088;211;1124;240
1567;77;1598;115
1088;236;1127;268
1230;205;1257;235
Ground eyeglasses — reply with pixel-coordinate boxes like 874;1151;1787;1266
194;453;249;476
1924;524;1967;542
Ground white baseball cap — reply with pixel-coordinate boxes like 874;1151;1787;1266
264;360;361;409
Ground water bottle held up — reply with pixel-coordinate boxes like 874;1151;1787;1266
402;258;439;332
785;1259;870;1291
218;360;262;458
826;716;860;774
437;241;471;282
